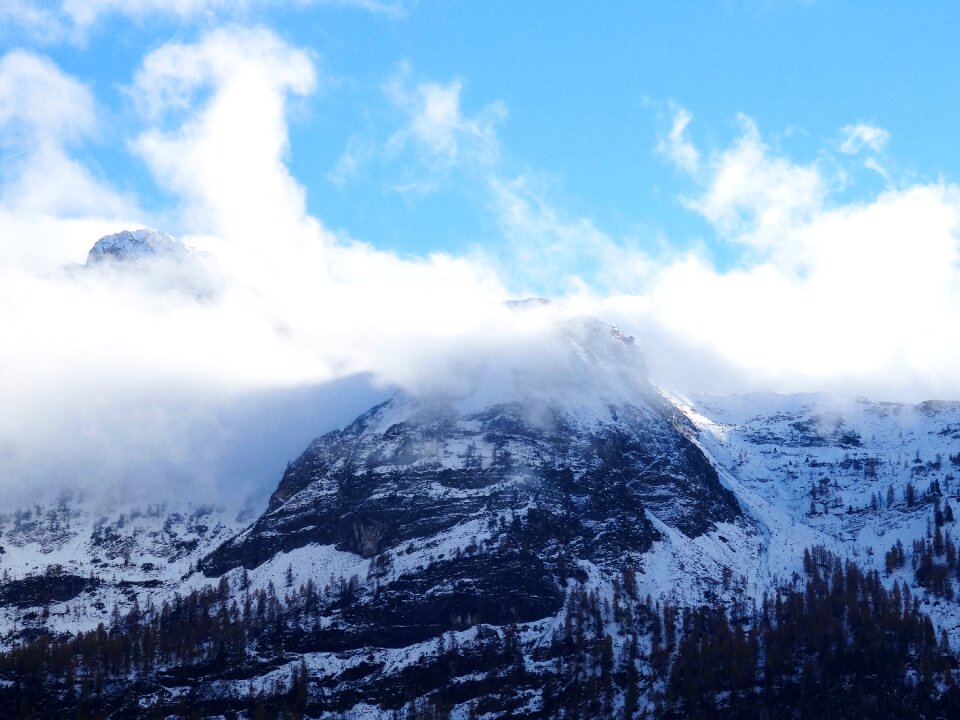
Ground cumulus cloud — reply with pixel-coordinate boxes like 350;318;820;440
0;31;524;506
131;27;317;247
579;110;960;401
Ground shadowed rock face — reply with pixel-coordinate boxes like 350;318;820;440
200;320;740;647
0;574;99;609
205;394;737;569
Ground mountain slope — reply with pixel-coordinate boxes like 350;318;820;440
200;318;742;653
681;391;960;643
5;254;960;717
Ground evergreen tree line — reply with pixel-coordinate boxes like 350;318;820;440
666;546;959;719
0;547;958;718
0;575;316;719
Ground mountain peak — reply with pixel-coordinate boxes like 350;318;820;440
406;314;653;425
85;229;185;265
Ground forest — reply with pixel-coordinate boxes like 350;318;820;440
0;545;957;719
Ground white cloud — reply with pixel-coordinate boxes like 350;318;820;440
3;0;406;42
0;50;139;272
379;68;641;294
0;50;94;146
3;37;960;509
863;155;893;184
386;68;506;174
489;175;653;295
329;134;377;186
131;27;317;249
657;103;700;175
840;122;891;154
582;114;960;401
0;32;521;505
687;115;824;251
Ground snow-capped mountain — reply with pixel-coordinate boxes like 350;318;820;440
4;329;960;716
0;312;765;716
203;317;741;583
77;227;222;299
0;495;247;647
683;391;960;640
85;228;187;265
4;238;960;716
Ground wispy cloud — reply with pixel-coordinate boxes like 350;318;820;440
657;102;700;175
0;50;140;271
373;66;642;293
840;122;891;154
329;134;377;186
686;113;824;251
384;65;506;176
2;0;408;42
488;174;653;295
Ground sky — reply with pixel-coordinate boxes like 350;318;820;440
3;1;960;503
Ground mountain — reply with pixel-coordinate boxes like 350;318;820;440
683;391;960;629
199;317;742;652
2;272;960;716
85;228;187;265
78;227;222;299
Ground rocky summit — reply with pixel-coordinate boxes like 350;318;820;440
85;228;186;265
201;317;741;650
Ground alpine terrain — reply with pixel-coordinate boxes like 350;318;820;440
2;235;960;718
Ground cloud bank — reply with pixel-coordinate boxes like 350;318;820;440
0;31;514;505
2;29;960;505
594;106;960;400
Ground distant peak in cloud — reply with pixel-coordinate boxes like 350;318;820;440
86;228;185;265
79;227;225;301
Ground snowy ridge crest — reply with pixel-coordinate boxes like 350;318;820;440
85;228;186;265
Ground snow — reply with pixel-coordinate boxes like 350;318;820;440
676;390;960;644
5;311;960;712
0;495;245;645
85;228;185;265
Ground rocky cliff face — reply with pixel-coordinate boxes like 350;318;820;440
200;318;741;651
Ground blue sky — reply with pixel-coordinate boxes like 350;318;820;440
5;1;960;501
7;1;960;273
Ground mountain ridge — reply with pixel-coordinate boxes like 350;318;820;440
2;231;960;716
